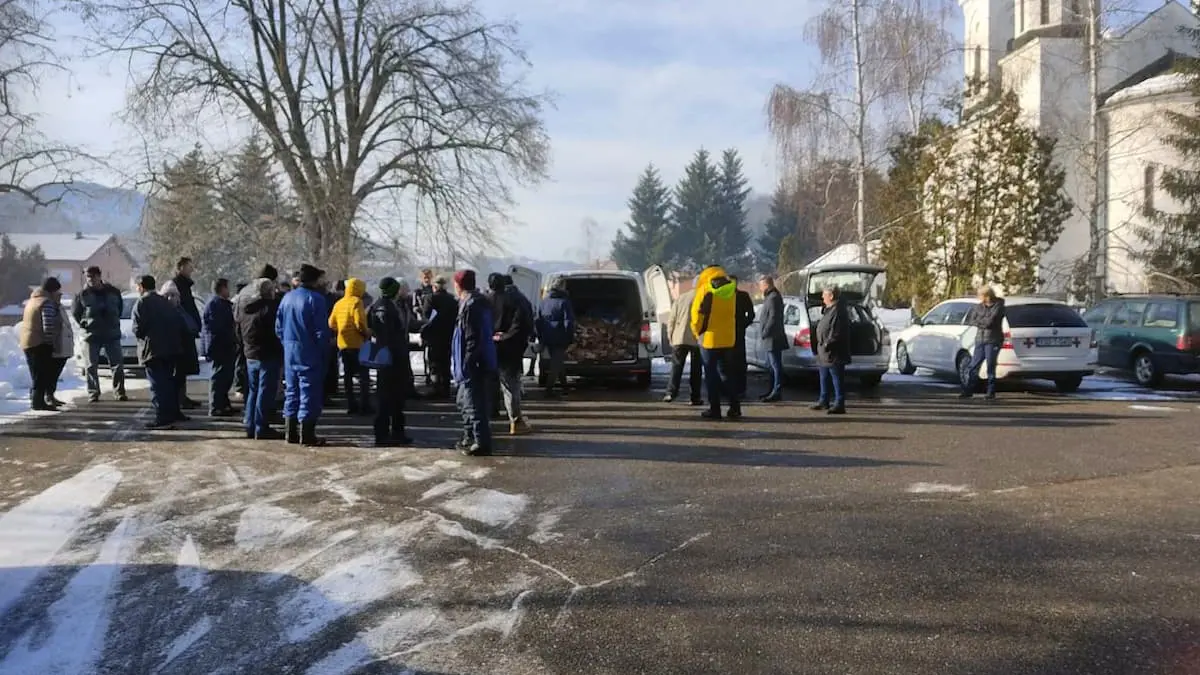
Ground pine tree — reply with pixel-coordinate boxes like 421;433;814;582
878;119;947;310
670;149;722;268
220;135;303;277
143;145;226;287
0;235;47;305
757;182;800;273
1142;41;1200;284
715;148;751;273
611;164;673;271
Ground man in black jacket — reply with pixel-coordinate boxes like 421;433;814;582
132;275;186;430
414;268;435;385
74;266;127;402
491;274;534;435
172;257;203;409
730;276;755;399
960;286;1007;400
420;276;458;398
236;278;284;439
813;286;850;414
202;278;237;416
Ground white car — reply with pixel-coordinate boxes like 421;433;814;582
72;292;205;371
893;296;1096;392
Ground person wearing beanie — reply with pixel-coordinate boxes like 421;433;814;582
450;269;497;456
276;263;330;445
364;276;413;446
419;275;458;398
534;276;575;399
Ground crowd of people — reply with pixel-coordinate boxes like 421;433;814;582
17;259;916;453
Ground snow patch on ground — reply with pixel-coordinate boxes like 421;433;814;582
234;504;314;551
0;463;123;618
175;535;207;592
438;489;529;528
398;465;438;482
281;550;422;643
301;608;444;675
906;482;972;494
161;615;212;666
0;515;140;674
432;459;462;470
528;507;568;544
325;484;361;506
1129;404;1176;412
420;480;467;501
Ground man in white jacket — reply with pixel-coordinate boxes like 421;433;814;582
663;285;703;405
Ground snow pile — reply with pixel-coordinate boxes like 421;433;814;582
0;323;89;423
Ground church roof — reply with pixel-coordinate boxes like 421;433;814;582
1106;72;1192;106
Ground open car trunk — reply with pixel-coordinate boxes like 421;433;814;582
800;264;885;357
563;277;642;363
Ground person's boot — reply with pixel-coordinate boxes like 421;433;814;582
810;401;829;411
285;417;300;444
256;427;285;440
510;418;533;436
727;404;742;420
701;407;722;420
662;393;676;403
461;442;491;457
300;420;327;447
454;435;472;452
827;402;846;415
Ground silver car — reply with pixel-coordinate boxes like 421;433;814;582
744;264;891;387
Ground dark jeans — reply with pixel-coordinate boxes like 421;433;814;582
541;345;567;391
85;339;125;397
497;359;523;422
374;366;407;441
765;349;784;397
146;357;180;425
47;357;68;399
699;347;739;411
23;344;54;408
818;364;846;407
244;358;280;433
964;342;1001;395
456;376;492;449
668;344;703;402
340;349;371;411
733;339;748;397
234;347;247;395
209;357;235;412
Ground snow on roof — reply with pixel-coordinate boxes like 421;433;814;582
1106;72;1192;106
1;233;117;261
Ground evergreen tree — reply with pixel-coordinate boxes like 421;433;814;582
143;145;226;287
715;148;751;273
1142;41;1200;284
670;148;722;268
757;181;800;273
611;164;673;271
220;135;303;277
0;235;47;305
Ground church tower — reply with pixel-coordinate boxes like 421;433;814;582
1013;0;1086;47
959;0;1014;103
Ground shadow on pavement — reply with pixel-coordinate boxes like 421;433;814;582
0;563;459;674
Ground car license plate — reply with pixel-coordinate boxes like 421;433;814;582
1035;337;1073;347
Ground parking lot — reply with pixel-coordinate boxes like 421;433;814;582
0;367;1198;674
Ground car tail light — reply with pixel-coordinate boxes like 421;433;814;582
640;322;651;344
793;327;811;348
1178;333;1195;350
1001;331;1013;349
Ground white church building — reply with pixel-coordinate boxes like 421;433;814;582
959;0;1200;294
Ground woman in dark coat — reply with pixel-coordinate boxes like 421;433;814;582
757;275;789;402
162;284;199;421
812;285;850;415
366;277;414;447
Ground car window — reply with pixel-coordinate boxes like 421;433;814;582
1190;302;1200;333
1005;303;1089;328
1082;302;1113;326
1142;302;1180;329
1109;302;1146;327
921;305;949;325
942;302;972;325
121;297;137;320
783;304;803;325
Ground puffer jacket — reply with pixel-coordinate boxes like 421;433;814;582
235;279;282;362
72;283;123;343
328;278;370;350
689;265;737;350
667;289;697;347
19;289;61;350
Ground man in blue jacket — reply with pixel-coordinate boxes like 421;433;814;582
276;264;330;446
451;269;497;456
534;278;575;398
202;278;237;417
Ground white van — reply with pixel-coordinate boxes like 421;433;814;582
508;265;673;388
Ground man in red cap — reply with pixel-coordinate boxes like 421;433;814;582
451;269;497;456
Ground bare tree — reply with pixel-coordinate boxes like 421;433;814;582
766;0;957;262
89;0;550;276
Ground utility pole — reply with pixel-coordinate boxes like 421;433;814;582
851;0;868;264
1086;0;1106;301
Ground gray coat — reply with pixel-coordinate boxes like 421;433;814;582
757;287;788;352
966;298;1006;345
131;291;185;365
72;283;123;343
814;300;851;366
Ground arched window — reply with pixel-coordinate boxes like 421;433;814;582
1041;0;1050;24
1143;164;1157;217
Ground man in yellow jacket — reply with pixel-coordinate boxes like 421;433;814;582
328;278;372;414
689;264;741;419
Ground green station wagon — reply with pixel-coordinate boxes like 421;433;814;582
1082;294;1200;387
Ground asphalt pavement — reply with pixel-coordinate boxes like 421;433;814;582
0;369;1198;674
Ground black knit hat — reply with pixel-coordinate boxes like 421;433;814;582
298;264;323;285
487;272;505;291
257;264;279;281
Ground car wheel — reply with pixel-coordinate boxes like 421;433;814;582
1132;351;1162;387
1054;375;1083;393
956;351;974;390
895;342;916;375
859;372;883;389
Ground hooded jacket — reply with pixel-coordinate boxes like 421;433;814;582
689;266;737;350
535;287;575;348
73;283;123;343
328;278;370;350
131;291;185;364
201;294;236;361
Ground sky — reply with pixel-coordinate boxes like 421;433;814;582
29;0;832;261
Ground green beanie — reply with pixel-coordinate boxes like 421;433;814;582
379;276;400;298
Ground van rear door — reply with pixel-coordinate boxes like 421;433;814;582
643;265;673;357
508;265;542;358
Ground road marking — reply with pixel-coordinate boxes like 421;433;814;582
0;463;123;618
1129;405;1175;412
905;482;972;494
